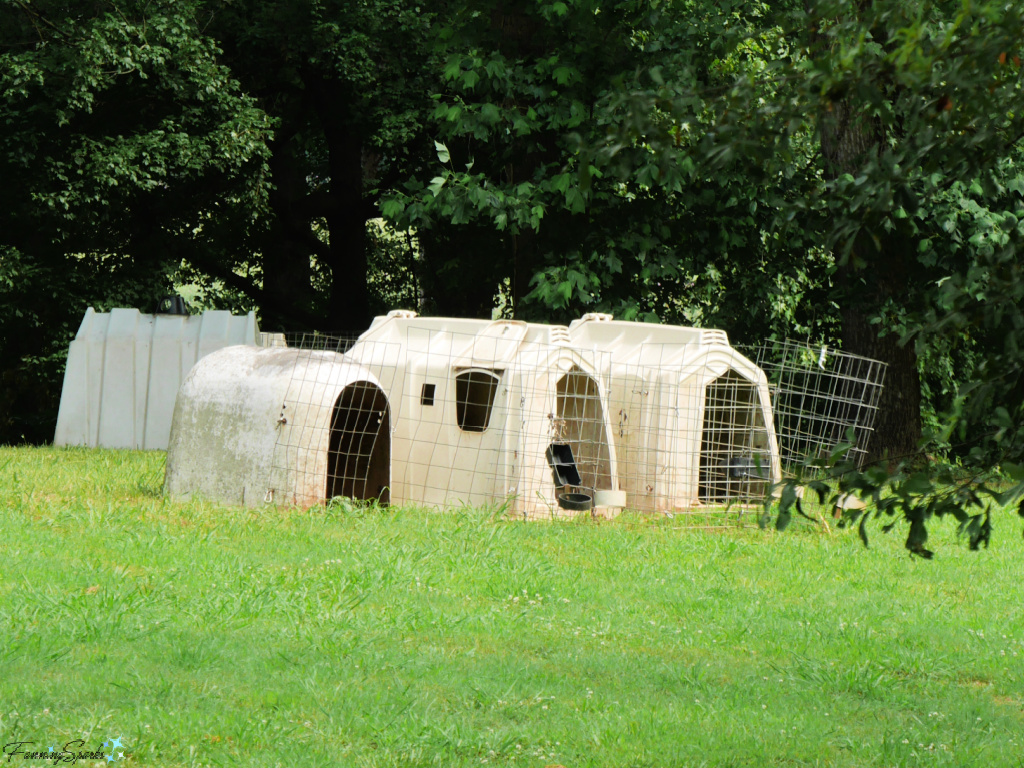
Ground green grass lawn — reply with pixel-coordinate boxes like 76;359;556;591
1;447;1022;767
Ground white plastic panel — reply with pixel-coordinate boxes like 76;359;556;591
54;307;259;450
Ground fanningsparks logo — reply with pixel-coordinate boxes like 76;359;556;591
3;737;128;765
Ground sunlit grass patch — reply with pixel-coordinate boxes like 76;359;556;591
1;446;1023;767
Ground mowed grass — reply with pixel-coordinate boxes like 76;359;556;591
1;447;1023;767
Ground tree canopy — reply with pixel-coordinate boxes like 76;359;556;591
1;0;272;440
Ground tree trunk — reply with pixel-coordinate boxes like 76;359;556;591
821;100;923;464
263;135;317;331
322;128;371;331
310;79;373;332
840;288;922;465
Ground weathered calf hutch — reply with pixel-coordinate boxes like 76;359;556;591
165;346;391;508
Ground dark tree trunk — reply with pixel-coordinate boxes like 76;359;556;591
263;135;317;331
310;78;373;332
510;228;539;319
322;125;371;330
840;286;922;465
821;100;923;464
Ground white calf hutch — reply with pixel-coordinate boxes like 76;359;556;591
568;314;782;513
55;307;260;450
342;312;626;518
164;346;393;508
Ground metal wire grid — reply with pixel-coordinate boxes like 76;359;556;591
746;339;887;474
268;342;401;507
698;372;773;504
261;328;866;521
260;330;362;354
607;346;774;520
325;380;392;502
551;365;617;503
391;326;616;518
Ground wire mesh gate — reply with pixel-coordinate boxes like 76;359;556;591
257;330;886;523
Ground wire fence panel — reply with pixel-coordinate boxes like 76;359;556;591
245;327;885;526
268;341;402;507
743;340;887;475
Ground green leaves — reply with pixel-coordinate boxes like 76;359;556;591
901;474;934;497
758;409;1024;556
775;483;798;532
565;187;586;214
2;0;272;211
552;66;577;85
427;176;447;197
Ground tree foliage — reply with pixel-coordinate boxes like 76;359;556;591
201;0;437;329
0;0;437;439
386;0;803;329
0;0;272;441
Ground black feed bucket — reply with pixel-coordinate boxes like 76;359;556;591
545;443;593;512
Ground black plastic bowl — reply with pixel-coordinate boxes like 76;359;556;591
556;492;593;512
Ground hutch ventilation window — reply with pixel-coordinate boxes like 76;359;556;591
455;369;501;432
